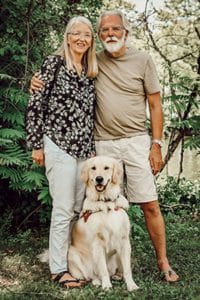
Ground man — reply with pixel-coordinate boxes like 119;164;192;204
94;10;179;283
30;10;179;282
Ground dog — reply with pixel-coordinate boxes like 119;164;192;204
68;156;139;291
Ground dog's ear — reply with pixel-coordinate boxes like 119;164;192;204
112;161;122;184
80;161;89;183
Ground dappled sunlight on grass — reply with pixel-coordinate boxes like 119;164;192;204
0;215;199;299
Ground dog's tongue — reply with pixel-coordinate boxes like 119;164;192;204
96;185;104;192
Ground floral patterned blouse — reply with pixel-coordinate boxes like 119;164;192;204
26;55;96;159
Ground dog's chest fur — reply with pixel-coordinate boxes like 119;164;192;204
78;195;130;252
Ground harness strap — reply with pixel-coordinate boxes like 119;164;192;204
81;211;93;223
80;206;120;223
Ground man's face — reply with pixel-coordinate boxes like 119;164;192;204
99;15;127;53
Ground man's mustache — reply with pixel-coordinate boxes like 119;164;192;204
105;36;119;42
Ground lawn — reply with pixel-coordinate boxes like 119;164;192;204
0;212;199;300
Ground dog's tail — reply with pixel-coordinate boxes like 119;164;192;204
37;249;49;263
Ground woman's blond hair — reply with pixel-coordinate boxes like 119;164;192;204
55;16;98;78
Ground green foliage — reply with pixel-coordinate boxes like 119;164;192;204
164;72;199;125
128;204;145;237
162;69;200;163
158;176;200;215
184;134;200;153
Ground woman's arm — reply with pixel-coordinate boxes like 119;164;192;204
26;55;61;151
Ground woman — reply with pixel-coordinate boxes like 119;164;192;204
26;16;98;288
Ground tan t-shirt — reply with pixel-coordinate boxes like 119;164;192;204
94;47;160;140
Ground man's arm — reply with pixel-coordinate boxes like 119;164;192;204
30;73;44;93
147;92;163;175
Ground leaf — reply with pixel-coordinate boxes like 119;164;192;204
38;186;52;205
0;73;16;81
0;167;22;183
22;170;47;188
0;145;28;166
0;128;25;140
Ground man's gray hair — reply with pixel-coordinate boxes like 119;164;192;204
97;10;130;33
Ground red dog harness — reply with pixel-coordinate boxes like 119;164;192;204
81;206;120;223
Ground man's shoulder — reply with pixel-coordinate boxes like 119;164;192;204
127;48;151;60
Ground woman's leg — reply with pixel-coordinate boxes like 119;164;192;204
74;159;86;214
44;136;81;286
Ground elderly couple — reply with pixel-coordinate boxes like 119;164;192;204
27;10;179;288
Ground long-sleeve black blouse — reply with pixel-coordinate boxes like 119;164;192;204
26;55;96;159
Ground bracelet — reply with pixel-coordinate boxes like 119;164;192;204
151;139;163;148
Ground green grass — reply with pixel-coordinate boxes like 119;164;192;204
0;214;199;300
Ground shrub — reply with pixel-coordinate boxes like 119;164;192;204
157;176;199;215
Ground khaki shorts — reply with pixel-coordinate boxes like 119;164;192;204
95;134;158;203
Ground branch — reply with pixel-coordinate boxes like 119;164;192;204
16;204;43;231
171;53;193;64
177;138;184;181
161;77;199;171
143;1;171;65
22;0;34;90
160;203;191;210
195;27;200;40
161;130;184;171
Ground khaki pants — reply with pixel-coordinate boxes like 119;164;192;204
44;135;85;273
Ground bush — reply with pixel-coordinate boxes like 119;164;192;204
157;176;200;215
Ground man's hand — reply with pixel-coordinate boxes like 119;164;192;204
149;143;163;175
29;73;44;94
32;149;45;166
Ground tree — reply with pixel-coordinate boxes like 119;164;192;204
121;0;200;178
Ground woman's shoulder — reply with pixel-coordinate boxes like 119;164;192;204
40;55;64;75
42;55;64;66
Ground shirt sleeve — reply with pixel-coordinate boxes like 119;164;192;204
144;55;161;95
26;55;61;149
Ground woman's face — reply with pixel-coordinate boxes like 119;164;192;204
67;23;92;56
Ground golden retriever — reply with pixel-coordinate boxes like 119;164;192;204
68;156;139;291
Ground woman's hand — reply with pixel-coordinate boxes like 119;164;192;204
32;149;45;166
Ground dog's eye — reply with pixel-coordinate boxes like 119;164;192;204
91;166;96;170
104;166;109;170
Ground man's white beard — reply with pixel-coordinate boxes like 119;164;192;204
101;31;126;53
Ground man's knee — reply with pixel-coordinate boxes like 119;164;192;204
140;200;161;218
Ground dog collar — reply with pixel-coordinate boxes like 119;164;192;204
97;195;120;203
81;206;121;223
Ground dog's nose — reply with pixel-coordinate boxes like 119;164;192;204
95;176;104;184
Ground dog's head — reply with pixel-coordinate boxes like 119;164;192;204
81;156;122;194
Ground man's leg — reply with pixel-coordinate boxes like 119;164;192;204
140;200;179;282
123;135;179;282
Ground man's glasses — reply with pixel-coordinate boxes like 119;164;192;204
68;32;92;40
99;26;124;35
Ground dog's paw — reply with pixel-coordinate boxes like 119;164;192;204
127;282;139;292
102;281;112;290
92;278;101;286
116;195;129;210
